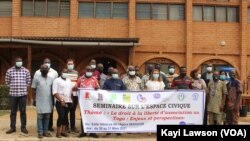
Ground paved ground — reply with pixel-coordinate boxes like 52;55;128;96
0;106;250;141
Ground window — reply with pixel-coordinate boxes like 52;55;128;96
78;2;128;19
136;4;151;20
59;0;70;17
227;7;238;22
194;5;239;23
35;0;45;16
215;7;226;22
79;3;94;18
0;0;12;16
193;6;202;21
96;3;111;18
204;6;215;22
113;3;128;19
22;0;33;16
47;0;58;17
136;3;184;20
152;4;167;20
169;5;184;20
21;0;70;17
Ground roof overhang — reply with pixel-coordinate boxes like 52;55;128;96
0;37;140;47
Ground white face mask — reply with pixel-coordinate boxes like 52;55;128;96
15;61;23;67
169;68;175;74
207;67;212;72
45;63;51;69
67;64;74;70
86;72;93;77
91;65;96;69
197;74;201;79
129;71;136;76
112;74;119;79
61;73;68;79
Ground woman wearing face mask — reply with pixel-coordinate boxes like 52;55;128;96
145;69;165;91
190;69;206;90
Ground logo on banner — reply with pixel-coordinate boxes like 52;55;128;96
179;121;186;125
123;94;131;103
153;93;161;99
137;94;147;103
110;93;116;102
84;92;90;100
177;93;185;101
98;93;103;101
192;93;199;101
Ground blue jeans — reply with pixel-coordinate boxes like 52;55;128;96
37;113;51;135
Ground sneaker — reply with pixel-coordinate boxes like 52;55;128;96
78;133;86;138
71;128;79;133
6;128;16;134
43;132;52;137
21;128;28;134
90;133;98;138
38;134;43;138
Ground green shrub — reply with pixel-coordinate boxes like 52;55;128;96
0;85;9;110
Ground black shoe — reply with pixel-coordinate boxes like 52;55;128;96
6;128;16;134
78;133;86;138
43;132;52;137
90;133;98;138
21;128;28;134
61;132;68;137
116;133;121;136
71;128;80;133
38;134;43;138
49;128;54;132
106;133;111;136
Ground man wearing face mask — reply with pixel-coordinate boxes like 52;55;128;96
34;58;58;80
53;69;73;138
65;58;79;133
75;65;100;138
201;64;213;86
225;70;242;125
201;64;213;125
166;64;179;89
141;65;154;90
122;66;142;91
207;71;227;125
31;64;53;138
5;57;31;134
97;63;107;88
103;69;125;136
33;58;59;131
103;69;126;91
89;59;100;80
171;66;192;89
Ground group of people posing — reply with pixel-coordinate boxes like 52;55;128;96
4;57;242;138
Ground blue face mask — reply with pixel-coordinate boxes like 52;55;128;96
153;74;159;80
220;75;226;81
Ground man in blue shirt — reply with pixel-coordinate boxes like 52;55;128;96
103;68;126;136
103;69;126;91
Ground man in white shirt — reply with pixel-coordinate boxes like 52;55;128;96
53;68;72;138
33;58;58;132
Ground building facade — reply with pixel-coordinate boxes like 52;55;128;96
0;0;250;96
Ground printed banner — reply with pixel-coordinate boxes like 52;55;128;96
78;89;205;133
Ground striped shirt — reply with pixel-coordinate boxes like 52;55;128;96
5;66;31;97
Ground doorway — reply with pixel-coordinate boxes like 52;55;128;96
95;57;117;75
